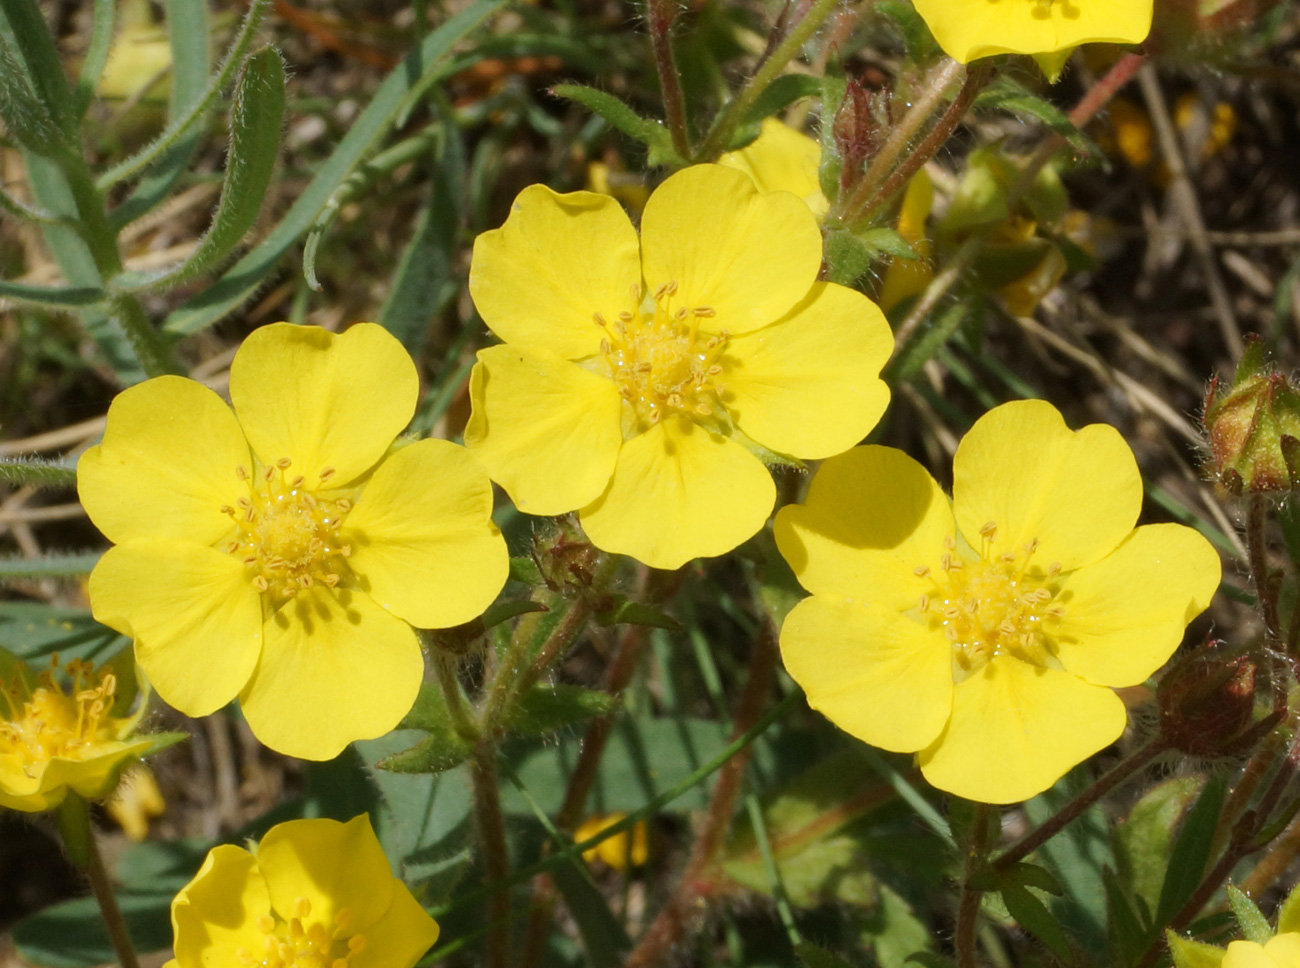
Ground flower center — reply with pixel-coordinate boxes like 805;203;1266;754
913;524;1066;679
596;281;729;434
0;658;117;774
222;461;353;601
237;897;367;968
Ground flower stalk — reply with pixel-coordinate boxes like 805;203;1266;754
57;793;141;968
646;0;691;160
955;802;994;968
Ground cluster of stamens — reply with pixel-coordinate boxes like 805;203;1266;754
912;523;1067;679
0;656;119;774
221;460;353;601
1030;0;1078;19
595;281;730;433
236;897;366;968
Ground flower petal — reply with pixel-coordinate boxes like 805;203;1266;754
911;0;1152;62
774;446;953;607
580;417;775;570
349;883;440;968
46;738;156;801
724;282;892;459
238;585;422;760
78;376;250;546
953;399;1142;573
170;844;271;968
464;345;623;515
341;438;507;629
918;655;1126;804
88;540;263;717
229;323;417;488
716;119;829;220
468;185;642;360
256;816;394;933
780;597;952;753
639;165;822;335
1052;524;1221;687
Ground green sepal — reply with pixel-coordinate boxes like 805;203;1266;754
1167;932;1227;968
1278;880;1300;933
1033;49;1074;84
818;73;847;205
503;683;618;737
132;730;190;759
593;598;680;632
1227;884;1272;945
509;556;544;585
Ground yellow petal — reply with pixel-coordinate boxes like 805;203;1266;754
639;165;822;335
256;816;395;933
170;844;271;968
88;540;263;717
1223;941;1275;968
1263;935;1300;968
910;0;1153;63
228;323;417;488
724;282;891;459
580;417;775;570
716;119;829;221
780;598;952;753
349;882;441;968
918;655;1126;804
464;345;623;515
341;438;507;629
774;446;953;608
953;399;1142;573
45;738;156;801
78;376;250;546
468;185;642;360
1052;524;1221;687
238;585;422;760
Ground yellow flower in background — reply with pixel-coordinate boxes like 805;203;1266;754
467;164;892;570
878;169;935;314
107;765;167;841
910;0;1154;63
79;323;509;761
0;654;158;813
775;400;1220;803
166;815;439;968
717;119;829;221
576;812;650;870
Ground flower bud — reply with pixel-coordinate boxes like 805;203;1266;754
1158;646;1257;756
1203;338;1300;494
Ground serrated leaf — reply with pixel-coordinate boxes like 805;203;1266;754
1156;774;1227;928
505;683;618;737
1002;884;1073;962
796;942;860;968
594;598;680;632
551;83;678;161
1167;932;1227;968
1227;885;1272;945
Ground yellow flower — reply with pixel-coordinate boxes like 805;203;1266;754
717;119;829;221
107;764;166;841
910;0;1153;64
878;169;936;313
0;655;158;813
1224;936;1300;968
466;164;892;570
165;815;439;968
775;400;1221;803
576;812;649;870
79;323;508;761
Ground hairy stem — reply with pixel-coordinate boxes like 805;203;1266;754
58;794;141;968
955;803;994;968
471;742;512;968
646;0;691;160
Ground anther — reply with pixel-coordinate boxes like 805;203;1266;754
319;467;336;483
340;545;352;557
243;555;258;566
694;307;716;317
600;338;611;354
914;566;930;577
1048;562;1062;577
979;521;998;539
237;497;252;510
999;620;1016;635
293;897;311;919
235;465;249;481
291;475;305;488
253;576;269;592
1024;538;1039;555
276;458;292;470
335;909;353;932
674;307;688;321
618;310;634;323
593;312;607;327
918;595;930;611
264;467;275;482
348;936;367;954
257;915;276;935
335;499;352;512
944;536;956;551
221;505;236;516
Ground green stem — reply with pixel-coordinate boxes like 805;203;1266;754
433;651;480;745
470;743;512;968
57;794;141;968
955;803;994;968
646;0;691;160
1247;494;1281;648
696;0;842;161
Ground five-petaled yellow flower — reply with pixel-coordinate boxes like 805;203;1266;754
165;814;439;968
775;400;1221;803
466;164;892;570
718;119;829;221
79;323;508;761
0;652;166;813
910;0;1153;63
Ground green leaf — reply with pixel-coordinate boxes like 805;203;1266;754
509;555;544;585
549;859;631;968
13;892;175;967
72;0;114;119
1167;932;1227;968
115;47;285;292
0;27;67;156
1001;861;1064;896
974;85;1090;153
505;683;618;737
0;602;121;663
738;73;822;130
164;0;504;335
862;882;935;968
0;0;74;138
905;955;955;968
796;942;860;968
818;73;847;204
594;598;681;631
1103;867;1149;966
872;0;939;59
886;302;969;384
1115;777;1202;919
859;227;920;261
1227;885;1272;945
0;280;106;308
1002;884;1073;962
380;683;474;774
1156;774;1227;928
0;553;102;580
0;456;77;488
551;83;681;165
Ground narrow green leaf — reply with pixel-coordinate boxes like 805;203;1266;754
741;73;822;128
116;47;285;292
1102;867;1148;966
872;0;939;59
904;955;955;968
548;859;632;968
0;27;67;156
0;553;102;580
796;942;859;968
0;457;77;488
1002;884;1073;962
505;683;618;737
886;302;969;384
0;0;74;136
859;227;919;260
818;73;847;204
164;0;504;335
0;280;105;308
0;183;74;226
1155;774;1227;928
1001;861;1064;897
974;89;1090;153
594;598;681;632
551;83;679;162
72;0;115;119
1226;885;1272;945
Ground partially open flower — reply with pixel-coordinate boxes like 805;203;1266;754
1204;338;1300;494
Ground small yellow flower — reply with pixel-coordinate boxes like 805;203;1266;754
79;323;509;761
165;815;439;968
576;812;649;870
910;0;1154;64
775;400;1221;803
717;119;829;221
0;655;157;813
466;164;892;570
107;765;166;841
